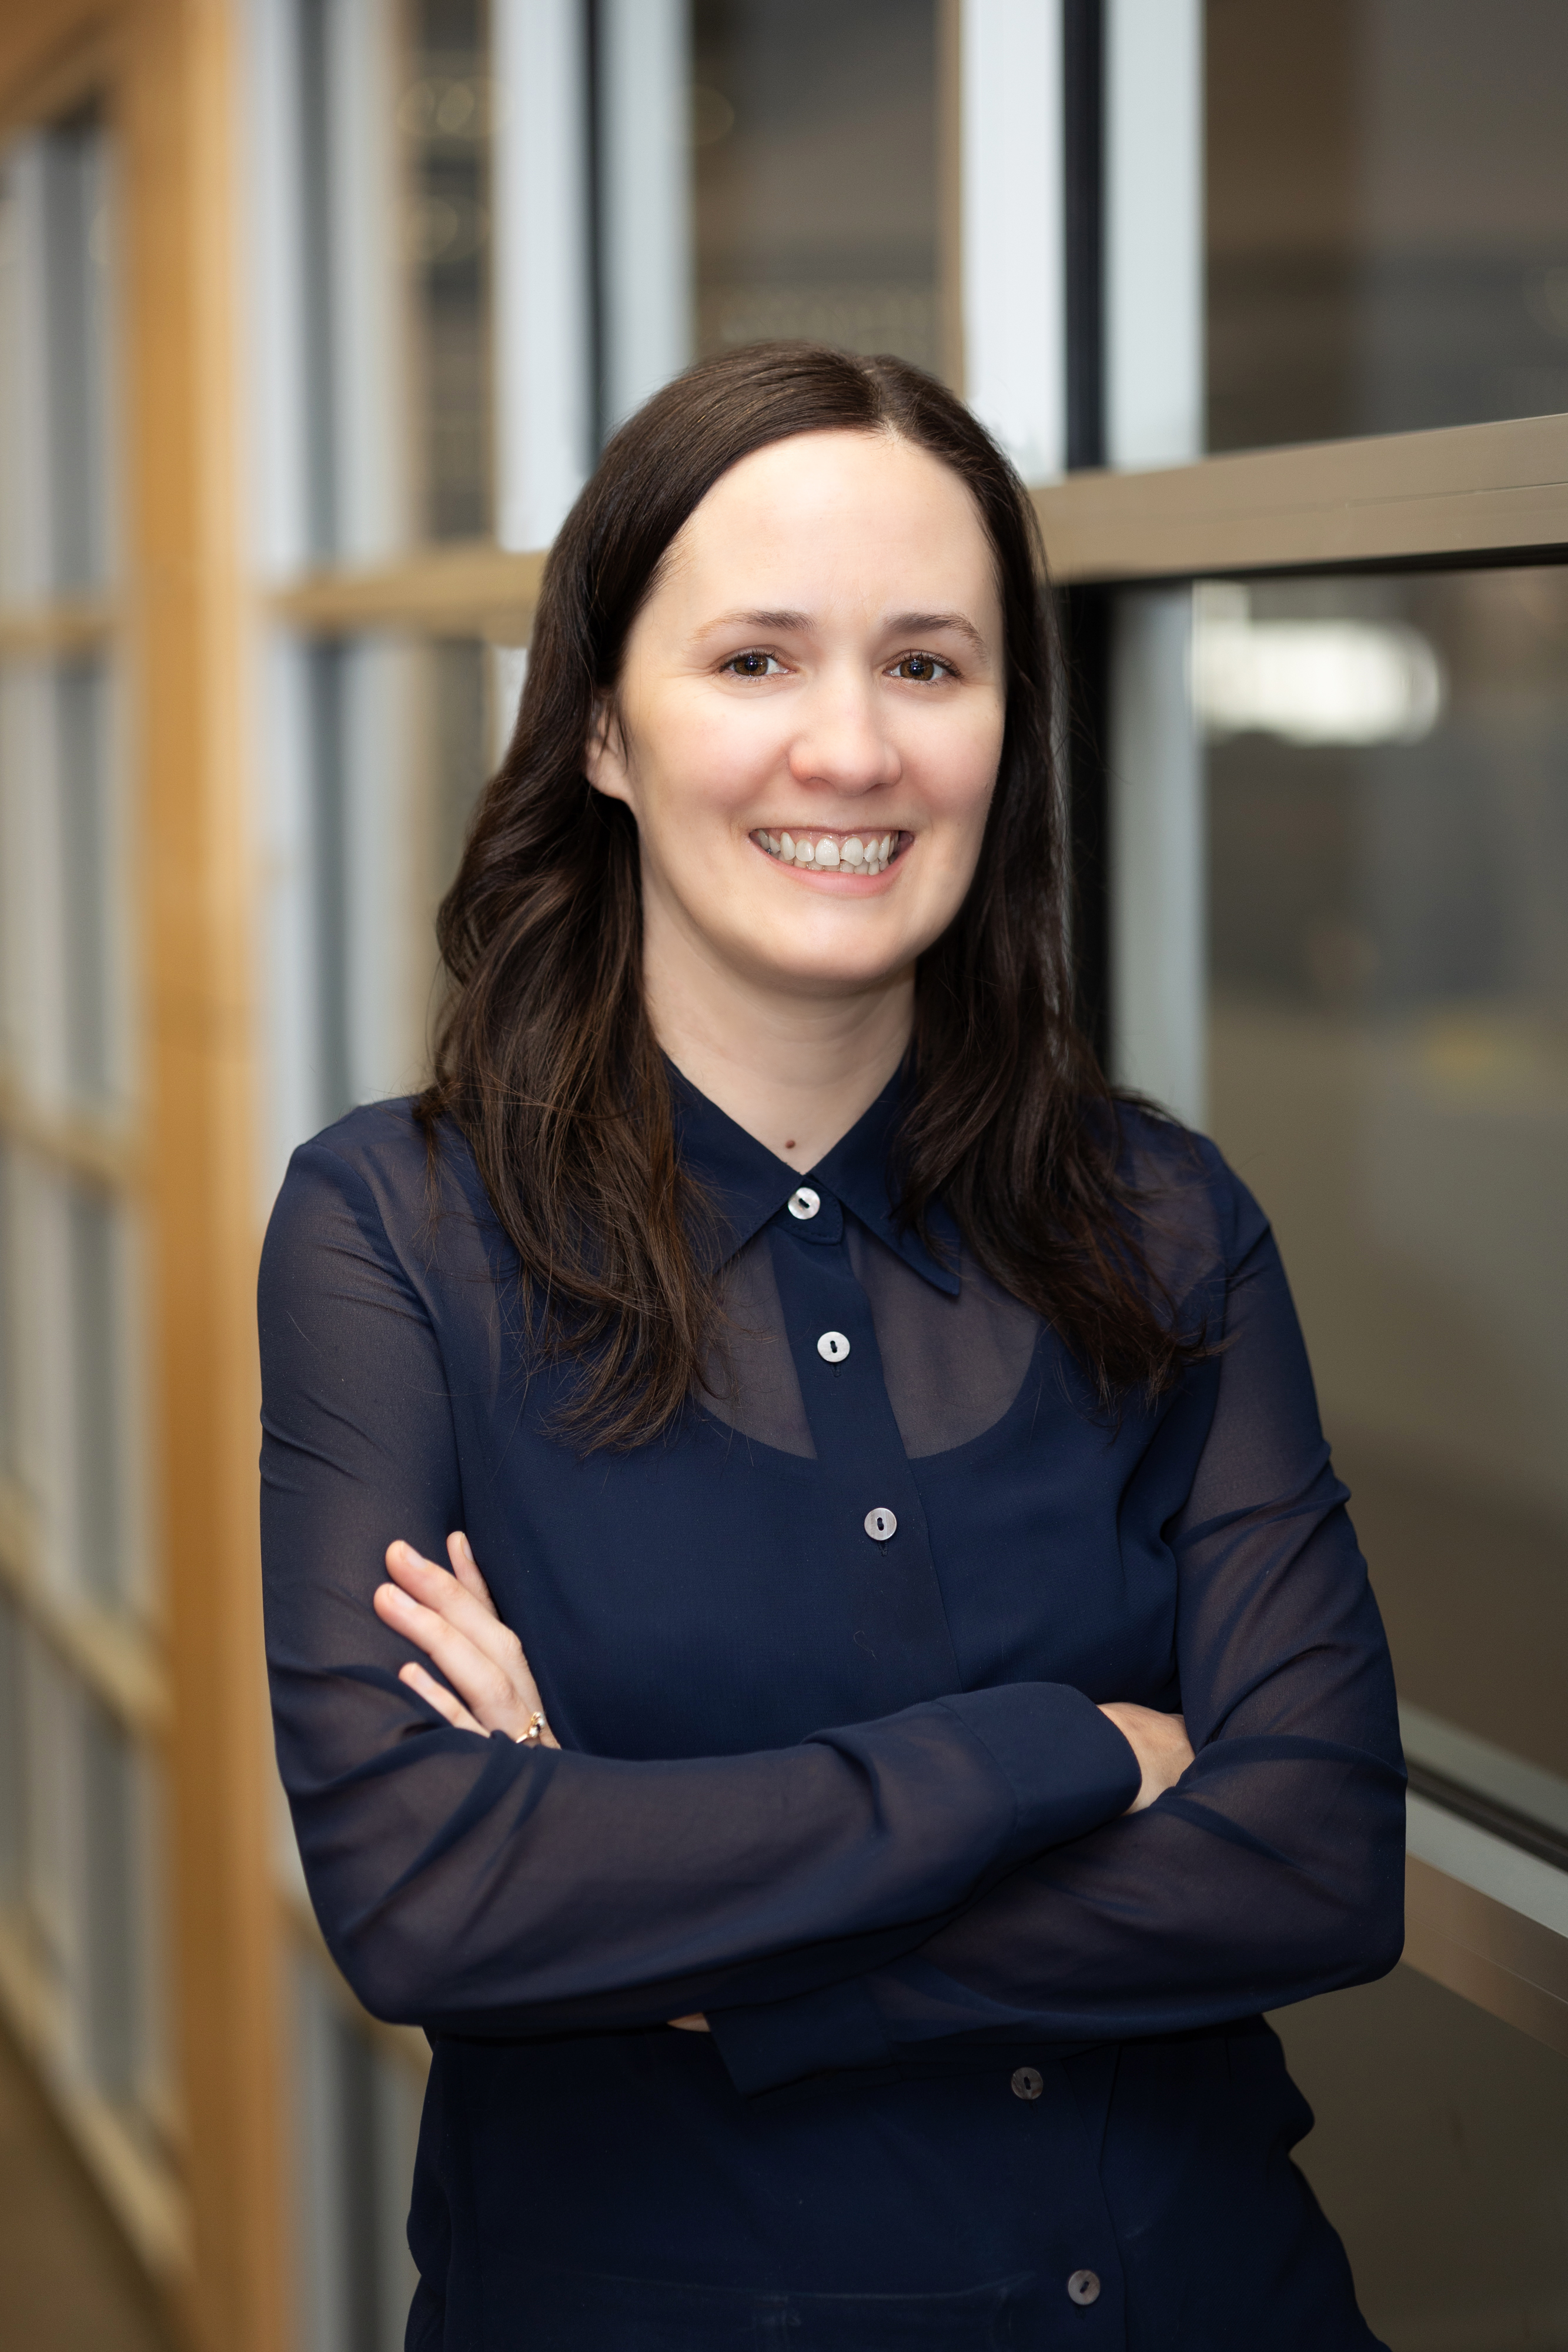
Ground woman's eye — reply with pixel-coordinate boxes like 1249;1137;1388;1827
724;650;783;678
891;652;950;683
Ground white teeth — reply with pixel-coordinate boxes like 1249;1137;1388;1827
754;828;901;874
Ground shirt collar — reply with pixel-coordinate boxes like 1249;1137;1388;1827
668;1061;961;1297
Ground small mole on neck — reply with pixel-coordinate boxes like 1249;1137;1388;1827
784;1140;796;1152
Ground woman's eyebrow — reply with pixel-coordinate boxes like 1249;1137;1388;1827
692;607;991;654
888;611;990;656
693;607;813;642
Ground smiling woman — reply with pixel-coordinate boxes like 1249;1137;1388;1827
415;347;1204;1451
259;342;1404;2351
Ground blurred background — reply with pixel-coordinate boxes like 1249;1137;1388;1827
1;2;1567;2347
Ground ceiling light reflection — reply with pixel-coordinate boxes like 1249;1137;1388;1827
1192;584;1445;747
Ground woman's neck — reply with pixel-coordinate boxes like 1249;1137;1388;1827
645;926;915;1175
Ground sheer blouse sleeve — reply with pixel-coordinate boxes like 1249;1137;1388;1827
707;1162;1407;2095
260;1135;1141;2037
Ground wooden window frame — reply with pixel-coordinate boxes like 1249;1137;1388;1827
0;6;287;2347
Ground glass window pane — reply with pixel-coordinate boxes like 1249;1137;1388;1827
271;633;487;1154
21;1632;74;1992
403;0;493;540
66;1181;125;1606
81;1693;138;2099
0;1588;22;1909
0;1144;15;1488
296;0;493;556
297;0;337;558
0;666;38;1080
692;0;944;375
56;657;117;1103
305;639;354;1119
430;637;489;900
1200;564;1568;1799
1206;0;1568;450
39;107;112;589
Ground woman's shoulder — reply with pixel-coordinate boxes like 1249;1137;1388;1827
265;1097;486;1265
1102;1097;1271;1288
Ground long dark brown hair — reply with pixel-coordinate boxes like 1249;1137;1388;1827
418;341;1198;1446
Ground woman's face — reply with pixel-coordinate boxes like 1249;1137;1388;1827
586;429;1008;1003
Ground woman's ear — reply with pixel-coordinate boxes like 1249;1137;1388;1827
584;696;632;806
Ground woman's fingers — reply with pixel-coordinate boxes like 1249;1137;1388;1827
1097;1700;1195;1812
385;1542;540;1690
399;1659;487;1738
377;1537;560;1746
447;1529;495;1608
667;2013;712;2033
376;1578;520;1724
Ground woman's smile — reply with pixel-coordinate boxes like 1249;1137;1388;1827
748;825;910;881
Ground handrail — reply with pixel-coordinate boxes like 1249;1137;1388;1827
1405;1791;1568;2060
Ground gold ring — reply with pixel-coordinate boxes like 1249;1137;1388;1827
517;1710;547;1747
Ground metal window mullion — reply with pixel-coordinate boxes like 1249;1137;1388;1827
1;137;55;602
959;0;1066;485
492;0;594;550
594;0;692;437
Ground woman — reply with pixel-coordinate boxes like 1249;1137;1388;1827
260;342;1404;2350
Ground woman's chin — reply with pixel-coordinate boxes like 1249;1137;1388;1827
733;939;918;998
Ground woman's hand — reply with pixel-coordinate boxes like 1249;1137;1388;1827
377;1539;706;2029
374;1533;560;1748
1098;1702;1193;1812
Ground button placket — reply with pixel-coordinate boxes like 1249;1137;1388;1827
765;1208;961;1699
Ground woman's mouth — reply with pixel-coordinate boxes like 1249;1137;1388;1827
749;827;908;876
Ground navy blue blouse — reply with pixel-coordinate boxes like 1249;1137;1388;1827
259;1075;1405;2351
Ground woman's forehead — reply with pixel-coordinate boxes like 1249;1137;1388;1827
652;432;999;623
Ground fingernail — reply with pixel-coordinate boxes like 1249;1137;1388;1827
456;1531;473;1562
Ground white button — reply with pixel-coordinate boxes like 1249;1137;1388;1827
817;1331;851;1363
787;1186;821;1220
1066;2270;1101;2307
864;1506;897;1541
1010;2066;1043;2100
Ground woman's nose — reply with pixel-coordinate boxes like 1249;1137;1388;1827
787;674;901;796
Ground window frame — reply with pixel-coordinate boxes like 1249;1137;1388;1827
1035;405;1568;2059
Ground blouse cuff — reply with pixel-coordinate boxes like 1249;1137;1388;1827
710;1685;1141;2099
936;1683;1141;1867
707;1975;892;2097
